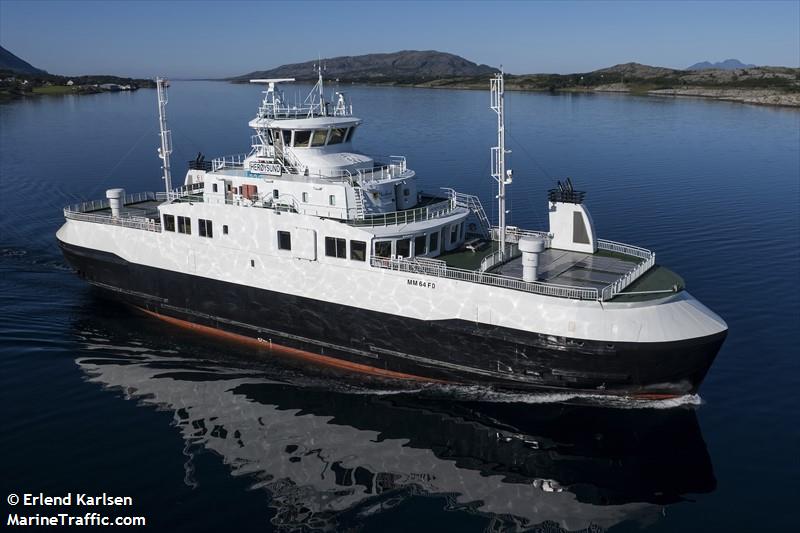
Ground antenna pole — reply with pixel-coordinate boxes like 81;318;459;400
156;77;173;194
490;71;511;259
318;61;325;116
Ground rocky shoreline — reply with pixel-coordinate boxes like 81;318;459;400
593;84;800;107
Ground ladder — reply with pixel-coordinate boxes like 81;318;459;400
452;192;491;238
353;186;366;220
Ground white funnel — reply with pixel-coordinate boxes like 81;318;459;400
106;188;125;218
518;236;545;282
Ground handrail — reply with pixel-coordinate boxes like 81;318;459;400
372;256;599;300
479;243;520;272
347;198;456;227
63;190;161;233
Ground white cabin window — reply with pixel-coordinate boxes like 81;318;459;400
293;130;311;147
212;184;218;193
396;239;411;258
302;192;308;203
277;231;291;250
177;216;191;235
328;128;346;145
223;225;229;235
350;240;366;261
328;195;336;206
164;214;175;232
429;232;439;252
325;237;346;259
273;189;279;199
374;241;391;258
414;235;427;255
311;129;328;147
198;219;213;238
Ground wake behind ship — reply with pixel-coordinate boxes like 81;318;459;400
57;71;727;397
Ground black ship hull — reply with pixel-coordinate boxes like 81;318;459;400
59;241;726;397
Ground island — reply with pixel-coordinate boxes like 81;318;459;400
230;51;800;108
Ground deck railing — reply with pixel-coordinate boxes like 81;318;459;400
347;198;455;227
372;227;658;301
371;256;600;301
64;191;161;232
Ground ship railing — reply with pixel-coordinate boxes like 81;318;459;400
371;256;600;300
212;153;248;172
347;198;456;227
600;250;658;300
496;226;553;247
64;191;161;232
479;243;521;272
289;156;410;185
596;239;653;260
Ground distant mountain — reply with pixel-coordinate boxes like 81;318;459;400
0;45;47;74
230;50;496;83
594;62;680;79
687;59;756;71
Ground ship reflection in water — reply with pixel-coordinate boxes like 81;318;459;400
75;332;715;532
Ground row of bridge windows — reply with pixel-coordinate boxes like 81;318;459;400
268;126;357;148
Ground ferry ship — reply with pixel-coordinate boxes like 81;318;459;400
57;71;727;397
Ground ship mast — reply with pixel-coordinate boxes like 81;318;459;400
156;77;173;193
490;71;512;258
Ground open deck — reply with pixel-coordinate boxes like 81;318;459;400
63;192;162;232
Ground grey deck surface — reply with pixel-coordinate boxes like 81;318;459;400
492;249;640;289
89;200;161;221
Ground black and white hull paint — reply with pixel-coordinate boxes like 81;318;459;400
58;237;725;397
57;74;727;398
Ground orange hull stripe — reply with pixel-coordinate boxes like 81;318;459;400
135;306;441;383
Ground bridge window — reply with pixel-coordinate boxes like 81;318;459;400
429;232;439;253
177;216;191;235
374;241;391;258
163;214;175;232
277;230;291;250
198;219;213;238
414;235;427;255
281;130;291;145
293;130;311;147
311;129;328;147
450;224;458;244
325;236;346;258
345;126;356;143
396;238;410;258
328;128;346;145
350;240;366;261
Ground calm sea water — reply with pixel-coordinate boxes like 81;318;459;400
1;82;798;532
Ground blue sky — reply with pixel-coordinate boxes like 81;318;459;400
1;0;798;78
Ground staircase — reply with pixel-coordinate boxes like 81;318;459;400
353;186;366;220
451;191;491;238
